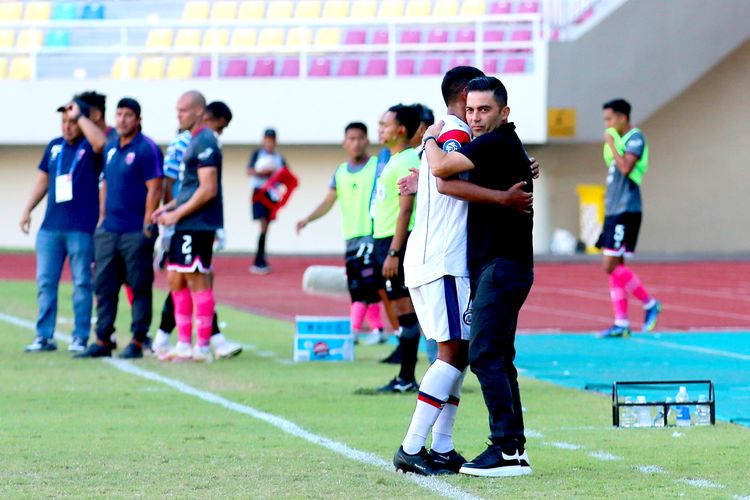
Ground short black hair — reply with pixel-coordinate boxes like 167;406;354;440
413;104;435;126
345;122;368;135
441;66;486;105
466;76;508;107
76;90;106;115
387;104;421;140
603;99;631;120
206;101;233;124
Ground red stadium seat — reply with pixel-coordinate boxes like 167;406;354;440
455;28;476;43
309;57;331;77
195;58;212;77
483;57;499;74
337;58;360;76
489;1;511;14
344;29;367;44
399;29;421;44
427;28;449;43
280;58;300;77
503;57;525;73
511;29;532;41
484;29;505;42
396;57;415;75
251;57;275;77
364;57;387;75
420;57;443;75
449;56;472;69
517;1;539;13
225;58;248;77
372;29;389;44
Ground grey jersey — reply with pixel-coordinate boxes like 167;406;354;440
249;149;285;189
604;129;645;215
175;128;223;231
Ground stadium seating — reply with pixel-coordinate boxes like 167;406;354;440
51;2;78;21
296;1;322;19
230;28;257;48
351;0;377;18
378;0;404;17
517;1;539;13
211;1;238;20
182;1;209;20
427;28;449;43
146;29;174;49
258;28;285;48
421;57;444;75
344;29;367;45
489;1;512;14
111;56;137;79
399;29;421;44
433;0;459;17
45;30;72;47
267;1;293;20
323;1;350;18
0;57;6;79
364;57;387;76
0;30;14;49
308;57;331;77
315;28;341;47
460;0;486;16
9;56;32;79
0;2;22;21
17;30;43;50
175;29;202;49
195;57;212;77
503;57;525;72
372;29;389;44
81;3;105;20
337;58;360;76
287;28;313;48
405;0;431;17
226;57;249;77
24;2;51;21
139;56;166;79
251;57;275;77
396;57;415;75
204;28;230;48
280;57;300;77
166;56;194;79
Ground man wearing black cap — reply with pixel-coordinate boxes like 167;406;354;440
247;128;287;274
77;97;164;359
20;98;106;353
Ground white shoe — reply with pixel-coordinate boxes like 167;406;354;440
211;335;242;359
362;329;387;346
192;344;214;363
159;341;192;362
152;329;172;356
250;264;272;275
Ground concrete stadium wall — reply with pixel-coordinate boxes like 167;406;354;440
536;38;750;255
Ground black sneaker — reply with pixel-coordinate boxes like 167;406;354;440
377;377;418;394
141;336;153;354
119;342;143;359
380;344;402;364
459;444;524;477
428;448;467;474
74;342;112;358
24;337;57;352
393;446;448;476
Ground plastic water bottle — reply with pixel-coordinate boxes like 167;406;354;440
675;386;691;427
695;394;711;426
636;395;652;427
621;396;636;428
653;402;666;427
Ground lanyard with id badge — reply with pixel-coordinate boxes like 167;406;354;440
55;144;85;203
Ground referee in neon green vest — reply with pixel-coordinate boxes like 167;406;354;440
596;98;662;338
297;123;389;344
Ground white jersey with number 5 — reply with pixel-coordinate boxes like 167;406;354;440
404;114;472;288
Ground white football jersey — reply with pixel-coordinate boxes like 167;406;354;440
404;114;472;288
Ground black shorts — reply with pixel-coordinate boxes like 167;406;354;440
373;235;410;301
252;189;273;220
345;240;383;304
596;212;642;257
167;230;215;274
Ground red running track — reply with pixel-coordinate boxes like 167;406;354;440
2;253;749;333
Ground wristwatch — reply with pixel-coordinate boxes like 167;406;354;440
388;249;399;257
422;135;437;147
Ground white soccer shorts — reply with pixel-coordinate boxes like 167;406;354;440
409;276;472;342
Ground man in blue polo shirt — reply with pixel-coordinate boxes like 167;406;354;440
77;98;164;359
20;98;106;353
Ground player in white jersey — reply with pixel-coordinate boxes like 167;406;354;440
394;67;538;476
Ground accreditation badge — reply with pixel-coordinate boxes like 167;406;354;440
55;174;73;203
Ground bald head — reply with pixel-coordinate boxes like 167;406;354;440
176;90;206;132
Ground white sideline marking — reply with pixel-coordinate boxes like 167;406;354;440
634;338;750;361
525;429;544;439
635;465;666;474
1;312;482;500
587;451;622;461
546;441;582;450
682;479;724;489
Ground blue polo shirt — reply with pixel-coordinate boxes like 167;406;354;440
102;132;163;233
38;136;102;233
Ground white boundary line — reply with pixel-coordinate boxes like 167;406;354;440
0;312;481;500
632;338;750;361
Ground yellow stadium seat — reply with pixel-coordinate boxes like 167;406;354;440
405;0;431;17
211;1;237;20
9;57;32;80
315;28;341;47
182;1;209;20
238;1;264;20
295;0;321;18
139;57;165;79
0;2;22;21
258;28;284;47
433;0;458;16
111;57;137;79
460;0;486;16
167;57;194;79
175;29;201;49
0;57;8;79
16;30;42;50
230;28;256;48
378;0;404;17
204;29;229;48
24;1;50;21
323;0;349;18
351;0;376;17
267;1;293;19
146;29;173;49
0;30;14;49
286;28;312;47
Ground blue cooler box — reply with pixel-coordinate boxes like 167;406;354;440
294;316;354;362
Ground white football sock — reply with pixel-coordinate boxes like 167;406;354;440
431;369;467;453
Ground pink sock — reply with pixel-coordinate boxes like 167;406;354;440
365;303;384;331
609;271;629;326
615;265;652;304
124;285;134;307
192;289;215;347
172;288;193;344
350;301;367;332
